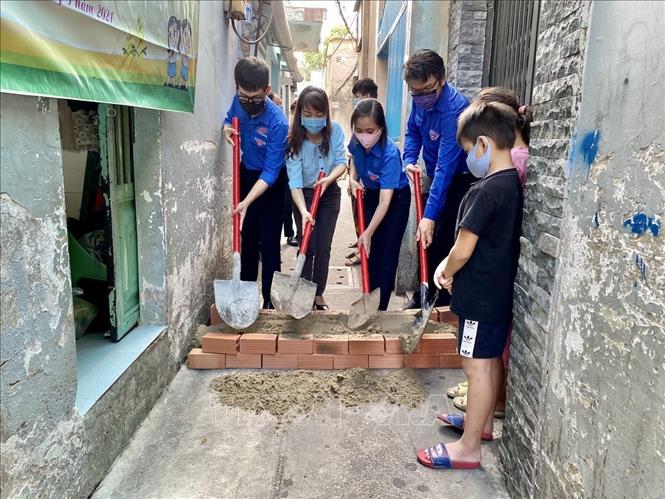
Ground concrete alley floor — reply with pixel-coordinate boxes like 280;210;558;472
93;367;508;499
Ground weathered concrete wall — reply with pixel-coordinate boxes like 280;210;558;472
498;1;591;496
0;94;77;491
0;2;239;497
500;1;665;498
446;0;487;98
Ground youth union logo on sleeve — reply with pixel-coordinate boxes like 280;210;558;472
368;171;379;182
429;129;440;141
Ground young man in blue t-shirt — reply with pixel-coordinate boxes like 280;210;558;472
402;49;471;308
222;57;288;309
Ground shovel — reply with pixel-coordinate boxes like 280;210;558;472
271;171;326;318
348;188;381;329
213;117;260;329
400;170;439;353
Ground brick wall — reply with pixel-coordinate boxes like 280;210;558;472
446;0;487;98
498;1;591;497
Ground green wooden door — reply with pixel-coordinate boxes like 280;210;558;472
100;104;140;341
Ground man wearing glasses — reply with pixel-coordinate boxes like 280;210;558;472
401;49;471;308
223;57;289;309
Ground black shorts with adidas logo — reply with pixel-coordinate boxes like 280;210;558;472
457;317;510;359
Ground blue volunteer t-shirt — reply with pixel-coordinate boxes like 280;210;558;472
403;82;469;220
223;95;288;186
348;136;408;190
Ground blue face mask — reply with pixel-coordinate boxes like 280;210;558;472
466;137;492;178
352;97;360;107
301;116;327;134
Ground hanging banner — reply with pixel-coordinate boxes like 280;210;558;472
0;0;199;112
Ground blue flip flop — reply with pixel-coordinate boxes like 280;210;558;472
436;413;494;441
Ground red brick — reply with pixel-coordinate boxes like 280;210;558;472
239;333;277;354
404;354;439;368
262;354;298;369
419;333;457;354
333;354;369;369
277;334;314;355
313;336;348;355
384;337;404;354
348;335;385;355
369;354;404;369
298;354;333;370
202;332;240;354
188;349;226;369
210;304;222;325
226;353;262;368
436;306;458;326
438;354;463;368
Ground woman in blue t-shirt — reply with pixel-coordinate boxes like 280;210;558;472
286;86;348;310
348;98;411;310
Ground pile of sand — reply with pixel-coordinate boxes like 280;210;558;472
209;369;427;423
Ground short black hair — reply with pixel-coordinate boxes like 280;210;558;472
352;78;378;98
234;57;270;91
403;49;445;83
457;101;517;150
350;98;388;147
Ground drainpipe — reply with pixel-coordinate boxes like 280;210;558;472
270;0;304;82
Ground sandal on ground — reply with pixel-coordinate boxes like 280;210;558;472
345;255;361;266
446;382;469;399
314;303;329;311
416;442;481;470
435;413;494;441
452;395;506;418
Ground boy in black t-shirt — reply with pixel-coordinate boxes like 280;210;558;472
416;101;523;470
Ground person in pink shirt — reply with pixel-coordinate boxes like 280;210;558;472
444;86;532;417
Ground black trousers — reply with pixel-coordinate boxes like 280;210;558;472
363;185;411;310
283;187;295;238
293;184;341;296
424;173;474;306
239;164;286;303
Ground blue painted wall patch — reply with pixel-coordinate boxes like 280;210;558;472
623;212;660;236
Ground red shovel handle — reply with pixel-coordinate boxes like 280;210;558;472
299;171;326;254
232;117;241;253
356;188;371;294
413;170;428;285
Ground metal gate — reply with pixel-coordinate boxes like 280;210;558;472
485;0;540;105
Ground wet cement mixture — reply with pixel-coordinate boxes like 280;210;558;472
209;369;427;423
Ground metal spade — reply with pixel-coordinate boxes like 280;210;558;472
348;188;380;329
271;172;326;318
214;117;259;329
401;170;439;353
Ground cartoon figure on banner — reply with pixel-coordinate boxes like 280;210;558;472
165;16;179;87
179;19;192;90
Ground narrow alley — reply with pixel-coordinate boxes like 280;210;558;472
2;1;664;499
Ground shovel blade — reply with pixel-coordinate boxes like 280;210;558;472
271;271;318;319
347;288;381;330
400;288;439;354
214;278;259;329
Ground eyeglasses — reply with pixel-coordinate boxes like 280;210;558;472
238;93;265;104
409;81;440;97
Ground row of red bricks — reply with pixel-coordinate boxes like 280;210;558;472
189;348;461;370
189;330;461;369
188;305;461;370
